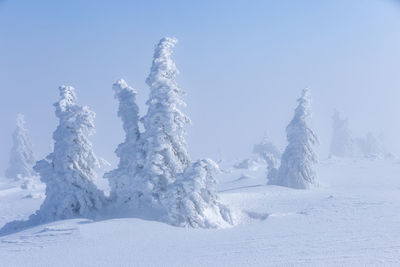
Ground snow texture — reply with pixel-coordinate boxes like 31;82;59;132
1;158;400;266
5;114;36;180
140;37;191;206
166;159;233;228
272;88;318;189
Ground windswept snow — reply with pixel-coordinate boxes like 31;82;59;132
1;158;400;266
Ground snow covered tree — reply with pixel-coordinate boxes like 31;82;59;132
329;110;354;158
253;135;281;161
140;37;191;206
354;132;388;159
5;114;36;180
272;88;318;189
105;79;144;207
265;154;279;185
166;159;233;228
32;85;105;222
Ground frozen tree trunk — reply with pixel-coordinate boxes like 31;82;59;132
32;86;105;223
140;37;191;206
273;89;318;189
5;114;36;181
329;110;354;158
166;159;233;228
105;79;144;208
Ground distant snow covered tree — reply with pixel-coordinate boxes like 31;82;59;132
265;154;279;185
272;88;318;189
31;86;105;222
140;37;191;205
329;110;354;158
5;114;36;180
105;79;144;207
354;132;389;159
253;135;281;161
166;159;233;228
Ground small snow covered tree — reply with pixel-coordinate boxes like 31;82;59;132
5;114;36;180
32;86;105;222
253;135;281;161
140;37;191;205
166;159;233;228
355;132;388;159
329;110;354;158
273;88;318;189
265;154;279;185
105;79;144;207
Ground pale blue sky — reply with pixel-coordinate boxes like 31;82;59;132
1;0;400;172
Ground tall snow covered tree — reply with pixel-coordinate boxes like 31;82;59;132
272;88;318;189
140;37;191;205
166;159;233;228
32;86;105;222
5;114;36;180
329;110;354;158
105;79;144;207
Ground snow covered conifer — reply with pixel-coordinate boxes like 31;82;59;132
105;79;143;207
273;88;318;189
329;110;354;158
32;86;105;222
166;159;233;228
5;114;36;180
140;37;191;205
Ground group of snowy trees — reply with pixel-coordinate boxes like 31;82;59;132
329;111;393;159
234;89;319;190
2;37;232;232
7;36;367;232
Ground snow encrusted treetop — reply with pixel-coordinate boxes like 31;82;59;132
112;79;141;168
286;88;316;146
146;37;179;86
5;114;36;180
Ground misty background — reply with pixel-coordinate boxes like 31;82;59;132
0;0;399;173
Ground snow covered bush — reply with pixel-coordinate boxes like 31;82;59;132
272;89;318;189
104;79;144;208
140;37;191;206
5;114;36;180
166;159;233;228
329;110;354;158
31;86;105;222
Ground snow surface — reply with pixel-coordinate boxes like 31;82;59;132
1;159;400;266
